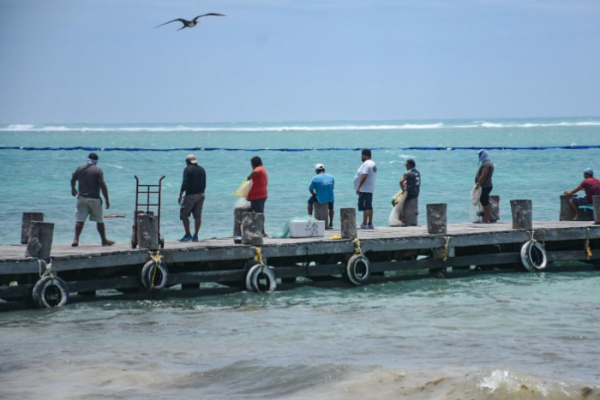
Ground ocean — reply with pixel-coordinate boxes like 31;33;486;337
1;118;600;399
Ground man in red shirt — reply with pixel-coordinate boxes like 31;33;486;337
564;168;600;220
246;156;268;234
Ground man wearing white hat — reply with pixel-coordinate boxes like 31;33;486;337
178;154;206;241
563;167;600;220
308;163;335;229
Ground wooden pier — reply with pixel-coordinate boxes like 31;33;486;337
1;220;600;311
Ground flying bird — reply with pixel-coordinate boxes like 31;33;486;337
156;13;225;31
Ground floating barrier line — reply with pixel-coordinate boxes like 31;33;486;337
1;145;600;152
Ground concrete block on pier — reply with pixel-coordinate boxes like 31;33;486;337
137;213;159;250
241;212;264;245
340;208;356;239
510;199;532;229
403;198;419;226
21;212;44;244
25;221;54;260
313;202;329;227
426;203;447;235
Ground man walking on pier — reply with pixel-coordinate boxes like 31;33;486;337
563;168;600;220
178;154;206;242
354;149;377;229
70;152;114;247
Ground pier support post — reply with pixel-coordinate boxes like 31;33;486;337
594;196;600;225
403;198;419;226
137;213;159;250
234;207;251;237
510;199;532;229
241;212;264;245
490;195;500;222
314;202;329;227
25;221;54;260
426;203;447;234
340;208;357;239
560;194;576;221
21;212;44;244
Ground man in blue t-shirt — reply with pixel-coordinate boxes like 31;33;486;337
308;163;335;228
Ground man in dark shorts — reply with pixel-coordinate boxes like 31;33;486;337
475;149;494;223
353;149;377;229
308;163;335;228
399;159;420;226
70;152;114;246
178;154;206;242
563;167;600;220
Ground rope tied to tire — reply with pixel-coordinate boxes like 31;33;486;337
254;247;265;273
585;227;593;260
148;251;163;290
37;258;54;279
347;238;370;285
442;236;451;261
353;238;363;256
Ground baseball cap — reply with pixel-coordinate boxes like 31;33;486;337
314;163;325;171
88;152;99;160
584;167;594;176
186;154;198;164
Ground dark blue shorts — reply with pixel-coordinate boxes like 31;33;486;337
572;197;590;206
358;192;373;211
308;195;333;210
480;186;493;206
250;197;267;213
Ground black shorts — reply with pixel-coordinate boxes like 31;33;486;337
480;186;493;206
250;197;267;213
308;195;333;210
358;192;373;211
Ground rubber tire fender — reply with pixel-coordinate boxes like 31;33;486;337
245;264;277;293
141;260;169;290
32;276;69;308
347;254;371;285
520;240;547;272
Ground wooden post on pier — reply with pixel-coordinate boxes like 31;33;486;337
137;213;159;250
593;196;600;225
21;212;44;244
510;199;532;229
404;198;419;226
25;221;54;260
560;194;576;221
314;202;329;227
340;208;356;239
490;195;500;222
426;203;447;234
241;212;264;245
234;207;251;237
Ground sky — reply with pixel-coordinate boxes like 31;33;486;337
0;0;599;123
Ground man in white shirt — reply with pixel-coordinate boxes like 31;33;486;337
353;149;377;229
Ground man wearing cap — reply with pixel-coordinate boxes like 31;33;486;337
308;163;335;229
399;159;420;226
475;149;494;223
70;152;114;246
178;154;206;242
563;168;600;220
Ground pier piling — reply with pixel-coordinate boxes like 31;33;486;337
511;199;532;229
426;203;447;234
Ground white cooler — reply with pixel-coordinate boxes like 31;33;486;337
289;220;325;238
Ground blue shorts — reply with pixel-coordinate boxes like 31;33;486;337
308;195;333;210
358;192;373;211
572;197;590;206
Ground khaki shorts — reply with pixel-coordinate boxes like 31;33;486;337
76;198;104;223
180;194;205;220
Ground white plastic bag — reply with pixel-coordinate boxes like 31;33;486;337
388;190;407;226
469;186;482;222
234;180;253;209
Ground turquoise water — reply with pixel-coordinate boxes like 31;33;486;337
1;117;599;245
1;118;600;399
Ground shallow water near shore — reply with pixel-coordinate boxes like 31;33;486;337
1;118;600;398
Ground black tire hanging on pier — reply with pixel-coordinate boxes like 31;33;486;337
32;276;69;308
245;264;277;293
141;260;169;290
520;240;547;272
346;254;370;285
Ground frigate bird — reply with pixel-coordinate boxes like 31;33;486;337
156;13;225;31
